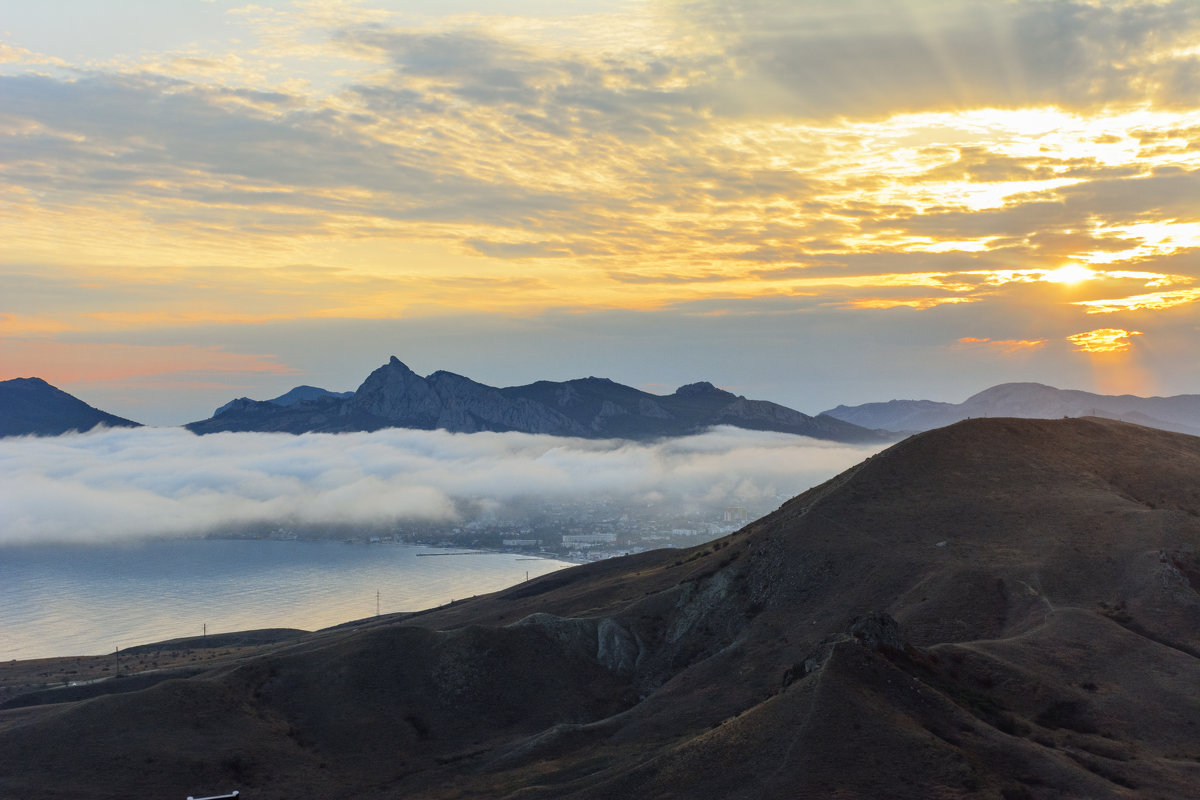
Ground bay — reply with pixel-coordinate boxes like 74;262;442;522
0;539;571;661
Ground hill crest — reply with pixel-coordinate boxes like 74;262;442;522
0;377;141;438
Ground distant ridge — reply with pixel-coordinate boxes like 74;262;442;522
823;381;1200;436
0;377;141;438
212;384;353;417
187;356;890;444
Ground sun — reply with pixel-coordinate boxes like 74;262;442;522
1044;264;1097;284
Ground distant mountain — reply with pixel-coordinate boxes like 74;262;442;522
212;385;353;417
188;356;889;444
0;377;141;438
823;381;1200;436
8;418;1200;798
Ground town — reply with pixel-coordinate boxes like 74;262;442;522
234;494;790;562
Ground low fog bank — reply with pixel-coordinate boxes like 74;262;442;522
0;426;885;546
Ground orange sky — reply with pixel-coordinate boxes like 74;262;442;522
2;0;1199;423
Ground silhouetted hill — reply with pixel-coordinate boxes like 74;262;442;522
823;381;1200;435
4;417;1200;798
188;356;887;443
0;377;141;437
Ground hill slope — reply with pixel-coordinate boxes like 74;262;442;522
0;377;141;437
4;417;1200;798
188;356;886;443
824;381;1200;435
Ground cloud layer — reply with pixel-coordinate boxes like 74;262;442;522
0;425;883;545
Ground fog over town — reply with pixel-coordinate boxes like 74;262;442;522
0;425;884;552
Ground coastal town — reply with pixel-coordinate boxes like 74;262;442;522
242;495;787;563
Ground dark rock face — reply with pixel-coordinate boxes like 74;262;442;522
187;356;890;443
0;377;141;437
350;357;445;427
7;417;1200;799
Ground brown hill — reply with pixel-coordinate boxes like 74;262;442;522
4;417;1200;799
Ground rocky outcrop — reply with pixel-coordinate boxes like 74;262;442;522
510;613;645;677
349;356;444;426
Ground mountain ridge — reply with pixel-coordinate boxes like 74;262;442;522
186;356;889;443
212;385;352;417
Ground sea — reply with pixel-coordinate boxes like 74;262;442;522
0;538;572;661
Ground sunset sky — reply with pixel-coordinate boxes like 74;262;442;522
3;0;1199;425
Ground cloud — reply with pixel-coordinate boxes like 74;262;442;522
678;0;1200;118
1074;288;1200;314
1067;327;1142;353
0;426;883;546
956;336;1047;354
465;239;573;259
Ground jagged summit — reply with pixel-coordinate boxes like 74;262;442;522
188;356;889;443
7;417;1200;797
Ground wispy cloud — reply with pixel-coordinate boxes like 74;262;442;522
1067;327;1142;354
957;336;1046;354
1074;288;1200;314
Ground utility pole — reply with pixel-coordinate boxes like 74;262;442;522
376;590;381;617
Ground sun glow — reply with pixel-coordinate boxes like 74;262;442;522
1044;265;1096;285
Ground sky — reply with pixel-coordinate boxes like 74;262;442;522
3;0;1200;425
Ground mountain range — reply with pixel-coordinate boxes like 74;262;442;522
4;416;1200;798
6;363;1200;443
824;381;1200;436
0;377;140;437
185;356;887;444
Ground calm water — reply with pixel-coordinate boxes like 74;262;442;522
0;539;571;661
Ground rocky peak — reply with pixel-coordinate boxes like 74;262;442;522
350;356;442;423
215;397;257;416
674;381;736;399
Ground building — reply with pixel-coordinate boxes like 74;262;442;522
561;533;618;547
